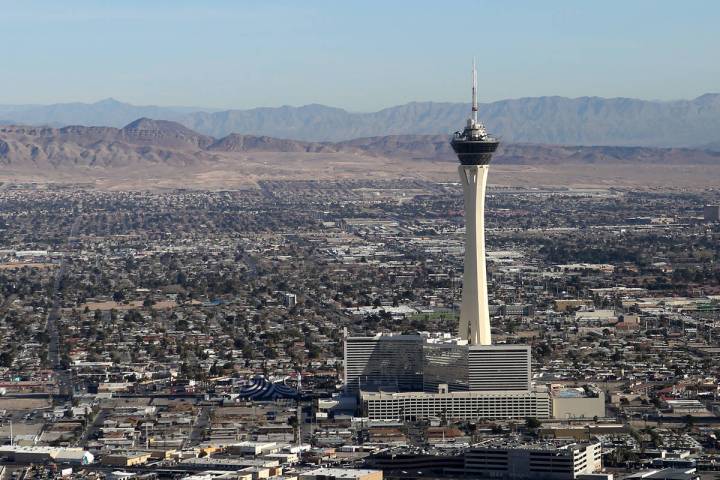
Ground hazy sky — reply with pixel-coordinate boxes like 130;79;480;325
1;0;718;111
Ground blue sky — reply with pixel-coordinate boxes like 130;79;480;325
1;0;718;110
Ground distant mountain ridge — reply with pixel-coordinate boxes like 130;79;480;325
2;94;719;148
1;119;719;171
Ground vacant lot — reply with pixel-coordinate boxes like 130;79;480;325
2;152;720;190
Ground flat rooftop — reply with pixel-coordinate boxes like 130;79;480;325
472;438;596;451
302;468;381;478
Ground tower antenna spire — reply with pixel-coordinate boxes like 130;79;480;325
472;58;478;124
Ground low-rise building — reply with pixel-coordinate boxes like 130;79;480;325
101;452;152;467
0;446;94;465
299;468;383;480
551;386;606;419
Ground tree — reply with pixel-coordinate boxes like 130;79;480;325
684;414;695;431
288;414;299;443
525;417;542;432
440;408;448;426
0;351;13;367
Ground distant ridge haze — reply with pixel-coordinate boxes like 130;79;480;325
2;119;719;170
1;94;719;148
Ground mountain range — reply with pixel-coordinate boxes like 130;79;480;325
1;94;719;148
2;118;720;170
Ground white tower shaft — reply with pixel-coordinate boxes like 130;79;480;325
458;164;491;345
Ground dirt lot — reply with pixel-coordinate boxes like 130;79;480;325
0;262;57;271
72;299;199;312
0;398;51;411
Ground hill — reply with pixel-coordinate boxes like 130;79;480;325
2;119;720;190
1;95;720;147
2;120;720;168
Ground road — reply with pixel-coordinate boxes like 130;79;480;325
45;216;82;398
75;409;107;447
241;250;259;280
0;185;13;316
185;406;210;447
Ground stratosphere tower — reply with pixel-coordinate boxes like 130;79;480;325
450;61;499;346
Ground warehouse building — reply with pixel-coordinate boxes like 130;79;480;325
0;446;94;465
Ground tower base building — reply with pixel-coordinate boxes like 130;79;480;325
359;385;605;423
423;341;531;393
361;389;552;421
345;334;543;422
344;334;423;394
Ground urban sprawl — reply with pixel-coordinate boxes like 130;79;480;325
0;179;719;480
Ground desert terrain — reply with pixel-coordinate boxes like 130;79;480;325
1;119;719;190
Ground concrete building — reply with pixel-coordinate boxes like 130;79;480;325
317;382;604;421
299;468;382;480
704;205;720;222
344;334;423;393
626;468;698;480
55;449;96;465
468;345;531;391
451;61;500;346
226;441;279;456
0;446;94;465
365;442;604;479
551;386;606;420
345;335;531;396
423;342;531;392
101;452;152;467
554;300;594;312
665;399;707;414
361;389;552;421
284;293;297;308
180;457;281;473
464;441;602;480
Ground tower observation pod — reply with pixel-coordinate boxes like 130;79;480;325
450;61;499;346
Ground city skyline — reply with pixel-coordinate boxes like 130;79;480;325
0;3;719;479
